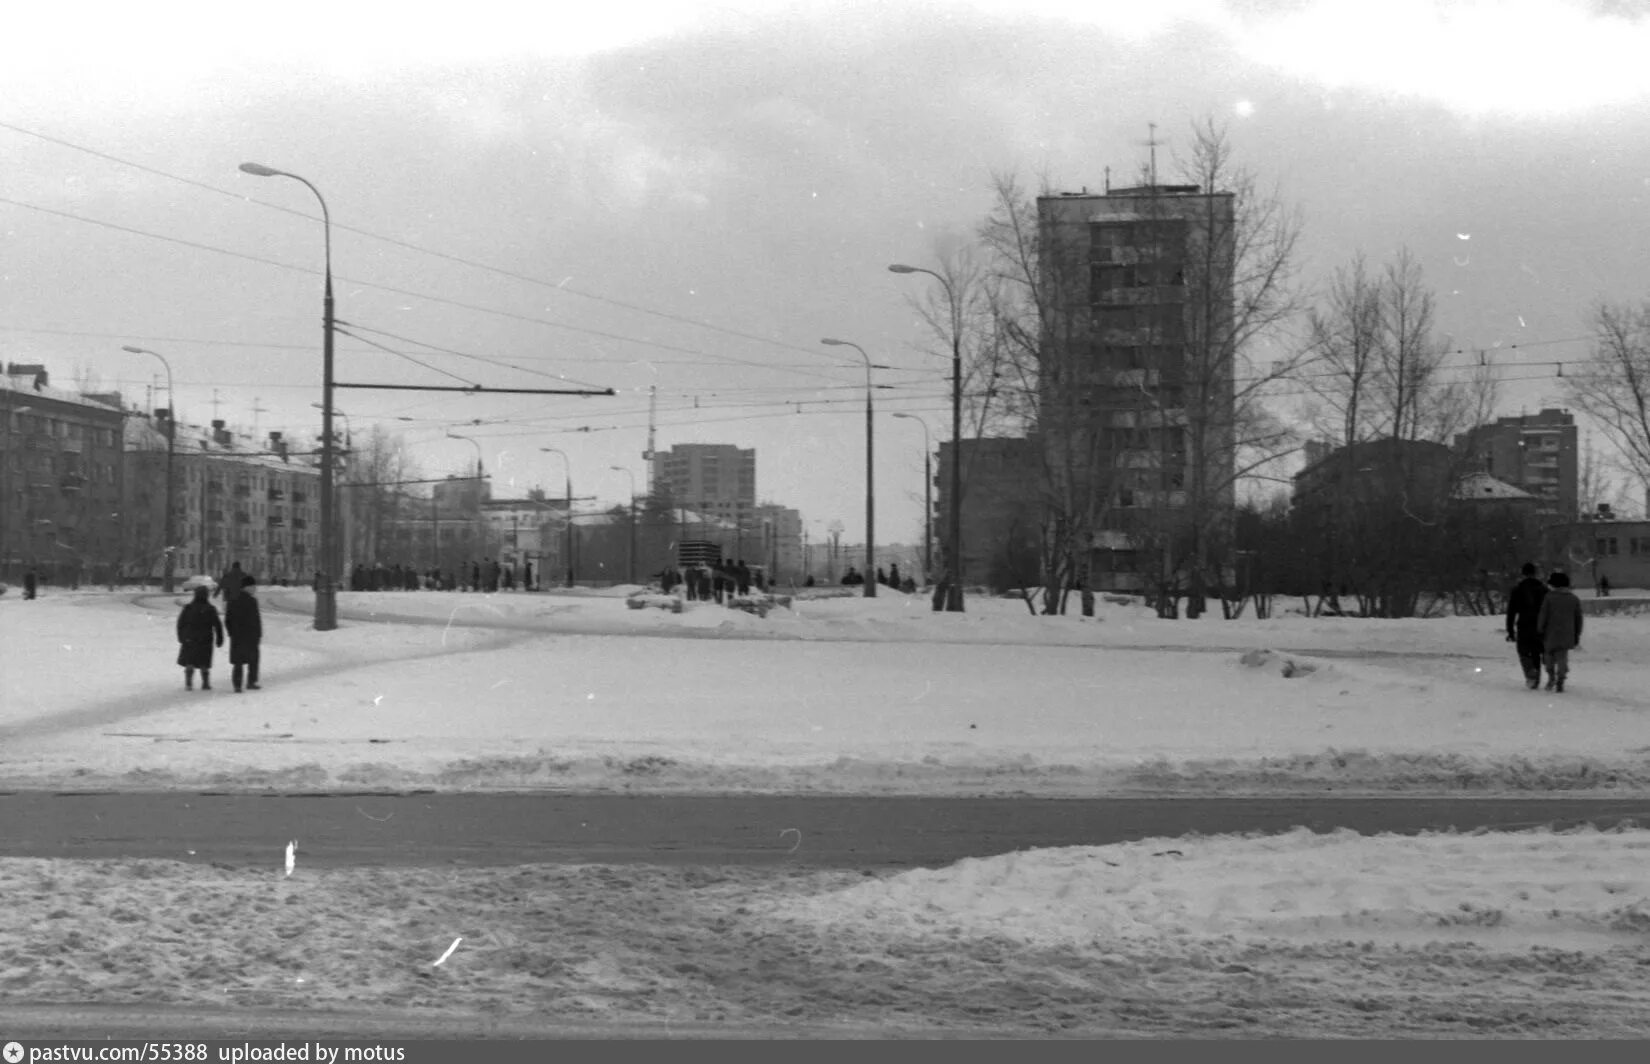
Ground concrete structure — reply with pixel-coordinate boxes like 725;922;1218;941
936;436;1043;590
1454;408;1579;518
171;421;320;584
1545;519;1650;592
650;444;756;527
1;365;126;584
1036;183;1237;589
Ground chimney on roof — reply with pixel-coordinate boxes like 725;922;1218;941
269;430;287;462
210;419;231;447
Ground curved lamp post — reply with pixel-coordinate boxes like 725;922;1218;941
889;263;964;612
891;412;933;585
121;345;177;592
821;337;876;598
239;161;338;630
540;447;574;587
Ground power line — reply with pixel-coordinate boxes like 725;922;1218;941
0;119;859;369
0;194;862;387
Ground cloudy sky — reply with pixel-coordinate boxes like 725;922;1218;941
7;0;1650;544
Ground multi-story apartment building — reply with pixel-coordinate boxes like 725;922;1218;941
1036;183;1237;589
1;364;126;584
1454;408;1579;518
172;420;321;583
650;444;756;526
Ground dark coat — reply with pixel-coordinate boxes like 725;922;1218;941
1537;589;1584;652
218;565;245;604
1506;576;1548;640
176;599;224;668
224;592;262;664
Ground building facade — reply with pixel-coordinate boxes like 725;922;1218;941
1544;519;1650;592
650;444;756;525
935;436;1044;590
1;364;126;584
1036;183;1237;590
172;421;321;583
1454;408;1578;518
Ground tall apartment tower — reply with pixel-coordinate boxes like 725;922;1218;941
1035;183;1237;588
650;443;756;524
1454;408;1579;518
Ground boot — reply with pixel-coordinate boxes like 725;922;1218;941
184;669;193;691
1555;675;1565;693
1544;672;1556;692
201;670;211;691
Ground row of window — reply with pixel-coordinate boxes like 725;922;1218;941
5;416;119;447
1601;536;1650;555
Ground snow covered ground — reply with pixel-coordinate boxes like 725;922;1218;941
2;584;1647;796
5;585;1650;1035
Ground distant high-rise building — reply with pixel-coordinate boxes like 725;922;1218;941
650;443;755;526
1035;182;1237;590
1454;408;1578;518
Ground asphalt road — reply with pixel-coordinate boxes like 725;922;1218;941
5;791;1650;869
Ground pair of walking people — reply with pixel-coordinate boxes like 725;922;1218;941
176;575;262;692
1506;563;1583;692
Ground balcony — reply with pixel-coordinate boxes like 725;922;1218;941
291;518;307;530
268;515;285;527
234;512;251;524
233;485;252;498
268;488;285;502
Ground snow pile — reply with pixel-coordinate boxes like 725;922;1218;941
770;826;1650;951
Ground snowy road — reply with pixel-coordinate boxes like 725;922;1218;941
5;792;1650;868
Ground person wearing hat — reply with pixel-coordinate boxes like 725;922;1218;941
176;585;225;691
1536;570;1583;693
224;574;263;693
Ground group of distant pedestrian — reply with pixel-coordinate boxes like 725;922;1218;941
661;559;764;604
1505;563;1583;693
839;563;917;593
348;559;534;593
175;560;262;693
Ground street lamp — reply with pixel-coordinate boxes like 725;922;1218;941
540;447;574;587
821;337;877;598
121;346;177;593
240;161;338;630
889;263;964;612
892;412;933;584
610;465;637;584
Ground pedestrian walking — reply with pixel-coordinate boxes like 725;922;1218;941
1598;574;1611;598
1536;571;1584;693
176;585;224;691
217;561;245;606
225;575;263;693
1505;562;1549;690
23;568;37;600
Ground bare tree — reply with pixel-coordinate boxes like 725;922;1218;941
1151;119;1307;617
1567;302;1650;499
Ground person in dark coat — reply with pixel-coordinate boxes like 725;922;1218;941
1536;571;1583;693
176;586;224;691
22;568;37;600
1505;562;1549;690
217;561;244;605
225;575;263;693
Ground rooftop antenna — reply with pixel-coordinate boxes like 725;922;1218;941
250;396;267;436
210;389;223;421
642;384;657;495
1140;122;1162;187
1104;165;1111;193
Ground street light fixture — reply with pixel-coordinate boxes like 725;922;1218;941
541;447;574;587
892;412;933;585
889;263;964;612
121;345;178;593
610;465;637;584
240;161;339;631
821;337;876;598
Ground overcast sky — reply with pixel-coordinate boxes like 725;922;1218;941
7;0;1650;543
